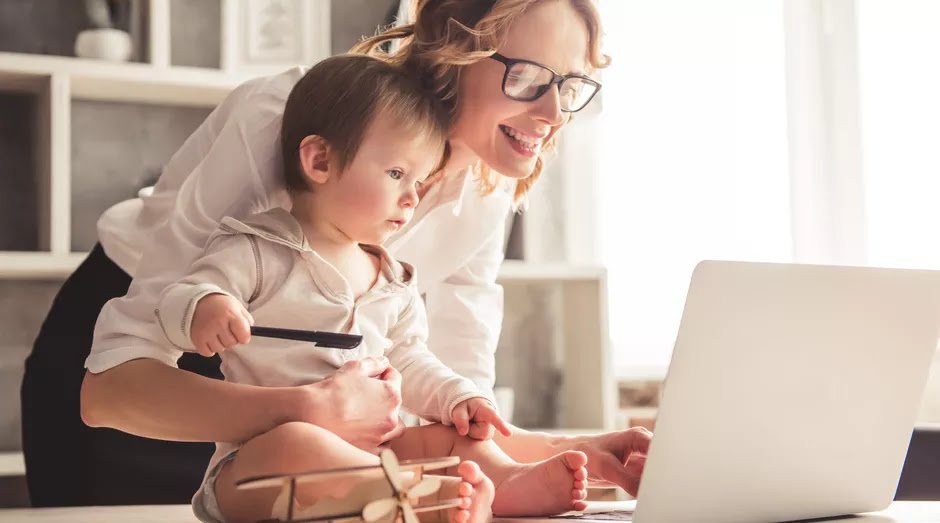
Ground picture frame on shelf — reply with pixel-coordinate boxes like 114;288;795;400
220;0;330;75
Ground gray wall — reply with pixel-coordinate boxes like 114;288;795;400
70;101;211;251
332;0;398;54
169;0;221;68
0;0;143;61
0;91;38;251
0;0;101;57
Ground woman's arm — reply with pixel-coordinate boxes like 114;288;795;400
81;356;406;448
80;359;300;443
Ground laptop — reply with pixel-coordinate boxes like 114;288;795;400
496;261;940;523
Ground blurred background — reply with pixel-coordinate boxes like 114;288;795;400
1;0;939;504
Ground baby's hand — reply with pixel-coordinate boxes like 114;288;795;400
452;397;512;440
190;293;254;357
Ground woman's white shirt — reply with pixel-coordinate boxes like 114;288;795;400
88;67;511;399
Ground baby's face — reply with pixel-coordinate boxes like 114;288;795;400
319;112;443;245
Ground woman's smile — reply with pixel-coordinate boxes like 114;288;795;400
499;124;543;157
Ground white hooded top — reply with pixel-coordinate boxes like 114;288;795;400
156;208;487;473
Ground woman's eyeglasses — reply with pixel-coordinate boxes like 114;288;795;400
489;52;601;113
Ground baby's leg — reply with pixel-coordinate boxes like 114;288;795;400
389;428;496;523
213;422;484;523
390;425;589;517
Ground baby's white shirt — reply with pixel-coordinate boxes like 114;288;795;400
156;208;487;474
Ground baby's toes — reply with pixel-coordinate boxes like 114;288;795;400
452;507;470;523
561;451;589;472
574;466;587;482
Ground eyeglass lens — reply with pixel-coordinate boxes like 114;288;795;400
504;61;597;111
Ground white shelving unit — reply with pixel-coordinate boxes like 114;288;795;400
0;49;251;271
0;0;327;278
498;262;615;431
0;51;247;277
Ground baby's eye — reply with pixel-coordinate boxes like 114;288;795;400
387;168;404;180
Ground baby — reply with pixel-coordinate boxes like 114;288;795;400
156;55;589;523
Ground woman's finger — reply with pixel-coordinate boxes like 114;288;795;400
596;453;638;495
624;453;647;478
379;364;402;388
381;416;406;444
619;427;653;457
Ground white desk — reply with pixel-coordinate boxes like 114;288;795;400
0;502;938;522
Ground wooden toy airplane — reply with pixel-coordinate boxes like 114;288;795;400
236;449;463;523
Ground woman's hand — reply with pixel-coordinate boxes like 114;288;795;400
568;427;652;496
190;293;253;356
296;357;405;452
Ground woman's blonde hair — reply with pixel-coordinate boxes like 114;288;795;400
350;0;609;204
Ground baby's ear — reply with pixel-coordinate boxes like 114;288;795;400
298;135;331;185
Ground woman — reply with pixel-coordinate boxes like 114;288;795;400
22;0;651;508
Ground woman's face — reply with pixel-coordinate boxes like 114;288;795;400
451;0;590;179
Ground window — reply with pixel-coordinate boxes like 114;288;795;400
596;1;791;377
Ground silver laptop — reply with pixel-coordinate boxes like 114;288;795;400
632;260;940;522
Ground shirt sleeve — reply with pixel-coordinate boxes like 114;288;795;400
387;289;488;425
85;77;290;374
155;233;257;351
423;218;506;404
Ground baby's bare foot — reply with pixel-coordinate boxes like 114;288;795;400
418;461;494;523
492;450;589;517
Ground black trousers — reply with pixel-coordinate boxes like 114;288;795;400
20;244;223;507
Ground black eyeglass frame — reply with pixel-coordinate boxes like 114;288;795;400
489;52;602;113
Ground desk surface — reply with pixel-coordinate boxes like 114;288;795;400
1;502;938;522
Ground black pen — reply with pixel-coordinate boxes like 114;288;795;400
249;326;362;350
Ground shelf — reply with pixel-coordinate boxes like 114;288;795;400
0;252;87;279
0;252;606;283
0;452;25;477
0;52;251;107
498;260;606;282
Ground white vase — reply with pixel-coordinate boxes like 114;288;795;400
74;28;133;62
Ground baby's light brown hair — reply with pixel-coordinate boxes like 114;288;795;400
281;54;451;192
